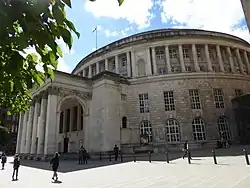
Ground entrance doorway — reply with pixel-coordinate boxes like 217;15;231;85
63;137;69;153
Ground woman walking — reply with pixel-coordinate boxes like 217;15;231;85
1;152;7;170
50;152;60;181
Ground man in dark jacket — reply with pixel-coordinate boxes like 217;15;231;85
182;141;188;159
1;152;7;170
113;145;119;161
12;154;20;180
50;152;60;181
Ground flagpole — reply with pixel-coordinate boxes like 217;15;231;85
96;27;97;50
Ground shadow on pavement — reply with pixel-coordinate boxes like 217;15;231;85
12;145;250;173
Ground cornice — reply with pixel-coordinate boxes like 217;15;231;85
129;72;250;85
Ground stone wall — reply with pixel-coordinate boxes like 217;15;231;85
123;73;250;148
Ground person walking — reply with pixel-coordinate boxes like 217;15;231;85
79;146;84;164
82;148;88;164
182;141;189;159
113;145;119;161
12;154;20;180
1;152;7;170
50;152;60;181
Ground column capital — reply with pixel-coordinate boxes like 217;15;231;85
47;86;60;95
39;90;48;99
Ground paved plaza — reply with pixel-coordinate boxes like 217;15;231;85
1;152;250;188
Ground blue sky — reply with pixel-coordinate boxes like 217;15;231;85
58;0;250;73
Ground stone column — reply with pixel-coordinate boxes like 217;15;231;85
16;113;24;154
105;59;108;71
151;47;157;74
63;109;67;132
178;44;186;72
205;44;213;72
30;97;41;157
146;48;152;75
44;87;58;157
126;52;131;77
20;111;28;154
243;51;250;74
165;45;172;73
192;44;200;72
236;48;245;74
88;65;92;78
82;70;85;77
226;47;235;73
96;62;100;75
115;55;119;74
216;45;225;72
77;104;81;131
25;104;35;155
37;92;48;158
131;50;137;77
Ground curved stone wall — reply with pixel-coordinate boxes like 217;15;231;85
72;29;250;82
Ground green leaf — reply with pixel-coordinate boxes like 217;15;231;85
59;27;73;49
62;0;71;8
65;20;80;38
9;81;14;92
56;45;63;57
118;0;124;6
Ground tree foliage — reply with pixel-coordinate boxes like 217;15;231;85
0;0;124;115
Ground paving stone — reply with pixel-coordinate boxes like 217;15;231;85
0;155;250;188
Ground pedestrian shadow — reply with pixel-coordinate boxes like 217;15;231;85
52;180;62;184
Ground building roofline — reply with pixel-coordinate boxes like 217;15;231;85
72;28;250;73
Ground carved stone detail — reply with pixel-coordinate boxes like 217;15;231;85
46;86;92;100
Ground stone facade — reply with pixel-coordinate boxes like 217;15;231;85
16;29;250;158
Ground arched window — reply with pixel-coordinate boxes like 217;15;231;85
166;119;180;142
122;116;127;128
218;116;231;140
140;121;152;142
192;118;206;141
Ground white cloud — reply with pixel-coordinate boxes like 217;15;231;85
84;0;154;29
97;26;134;38
160;0;250;42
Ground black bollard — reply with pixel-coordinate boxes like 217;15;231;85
133;151;136;162
212;149;217;164
243;148;250;165
100;152;102;160
188;149;191;164
120;151;123;163
149;151;152;163
109;152;112;161
166;150;169;163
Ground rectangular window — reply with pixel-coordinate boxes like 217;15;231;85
169;49;177;59
121;94;127;101
189;89;201;109
183;48;189;58
139;93;149;113
155;47;165;60
91;66;96;76
185;66;192;72
164;91;175;111
196;48;201;58
213;89;225;108
121;57;127;67
235;89;243;97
